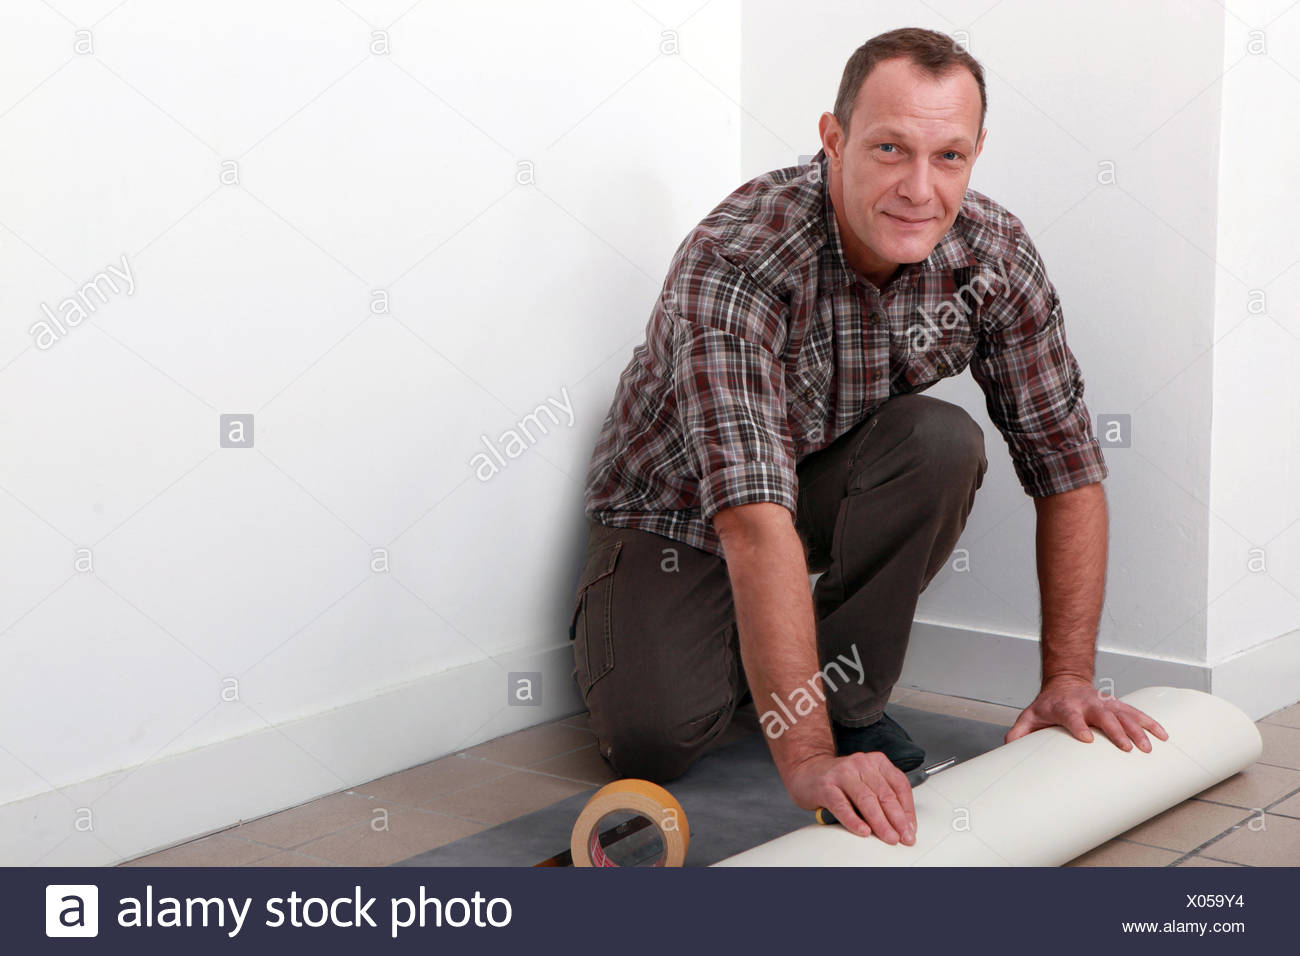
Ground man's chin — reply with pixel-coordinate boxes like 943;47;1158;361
875;236;939;266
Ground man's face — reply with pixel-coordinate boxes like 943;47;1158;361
820;57;986;287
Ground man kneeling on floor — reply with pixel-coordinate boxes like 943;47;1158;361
569;27;1168;845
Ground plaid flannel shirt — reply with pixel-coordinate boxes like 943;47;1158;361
583;147;1108;559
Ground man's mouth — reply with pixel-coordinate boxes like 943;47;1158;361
884;212;932;226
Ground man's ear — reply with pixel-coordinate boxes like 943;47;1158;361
973;126;987;163
818;112;844;165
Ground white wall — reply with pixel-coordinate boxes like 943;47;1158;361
0;0;741;864
1208;2;1300;663
741;1;1299;714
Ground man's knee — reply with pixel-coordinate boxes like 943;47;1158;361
903;397;987;479
591;706;731;783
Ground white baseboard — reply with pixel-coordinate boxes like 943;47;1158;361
899;620;1298;721
1211;625;1300;721
1;643;582;867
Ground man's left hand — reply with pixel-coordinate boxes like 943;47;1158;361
1004;675;1170;752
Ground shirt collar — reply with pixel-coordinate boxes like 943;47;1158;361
813;147;978;291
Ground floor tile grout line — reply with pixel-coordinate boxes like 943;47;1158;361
1156;777;1300;866
424;762;606;793
1166;806;1261;867
1120;836;1228;858
123;841;283;868
304;803;496;838
1190;780;1300;806
1105;837;1185;855
216;824;452;858
454;742;602;773
462;731;596;757
1192;795;1300;818
230;789;506;835
1261;782;1300;810
351;760;519;794
1189;780;1300;815
226;833;320;854
1253;759;1300;772
254;811;497;864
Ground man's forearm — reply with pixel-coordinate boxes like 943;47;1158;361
1033;482;1108;684
713;502;833;781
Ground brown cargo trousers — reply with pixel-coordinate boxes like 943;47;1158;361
568;392;988;782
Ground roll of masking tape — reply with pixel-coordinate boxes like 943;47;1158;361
570;779;690;867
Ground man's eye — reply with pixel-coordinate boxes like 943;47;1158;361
942;151;962;161
878;143;897;153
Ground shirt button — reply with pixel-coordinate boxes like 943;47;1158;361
870;369;882;382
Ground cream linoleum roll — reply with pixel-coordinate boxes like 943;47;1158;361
714;687;1262;867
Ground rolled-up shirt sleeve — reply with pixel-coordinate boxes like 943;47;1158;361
667;255;799;523
969;229;1109;497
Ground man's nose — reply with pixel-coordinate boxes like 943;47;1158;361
896;159;933;204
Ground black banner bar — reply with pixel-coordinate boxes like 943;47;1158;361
8;865;1290;954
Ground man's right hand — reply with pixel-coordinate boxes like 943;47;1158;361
712;503;918;847
785;751;918;845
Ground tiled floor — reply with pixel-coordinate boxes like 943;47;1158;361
118;688;1300;867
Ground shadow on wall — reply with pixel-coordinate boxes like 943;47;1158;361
550;163;684;663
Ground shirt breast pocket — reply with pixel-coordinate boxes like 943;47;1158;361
899;317;978;391
785;361;832;452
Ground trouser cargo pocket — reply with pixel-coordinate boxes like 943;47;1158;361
569;538;621;695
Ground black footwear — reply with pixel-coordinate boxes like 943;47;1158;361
833;712;925;772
